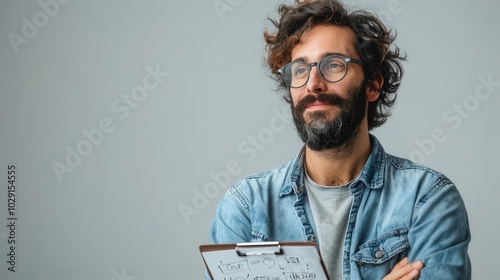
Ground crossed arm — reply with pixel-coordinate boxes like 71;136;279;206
209;178;470;279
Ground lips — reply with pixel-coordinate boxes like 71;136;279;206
305;101;335;109
295;93;344;114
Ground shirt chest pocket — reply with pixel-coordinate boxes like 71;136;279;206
352;228;409;271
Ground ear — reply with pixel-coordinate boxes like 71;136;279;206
366;74;384;102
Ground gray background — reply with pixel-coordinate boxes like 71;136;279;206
0;0;498;279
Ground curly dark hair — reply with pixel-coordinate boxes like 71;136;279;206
264;0;406;130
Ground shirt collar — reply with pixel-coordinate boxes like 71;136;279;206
356;134;385;190
280;134;386;196
279;146;306;197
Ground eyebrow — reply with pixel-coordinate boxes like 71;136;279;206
292;52;349;63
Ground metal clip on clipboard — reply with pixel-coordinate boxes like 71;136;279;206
235;241;283;256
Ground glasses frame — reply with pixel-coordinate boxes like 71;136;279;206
278;54;365;88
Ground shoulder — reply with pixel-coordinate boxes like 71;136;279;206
386;153;446;177
381;153;459;206
231;157;295;196
385;153;452;184
365;135;454;195
215;156;298;215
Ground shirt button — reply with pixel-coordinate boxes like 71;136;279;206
374;248;384;259
357;261;364;266
310;235;317;242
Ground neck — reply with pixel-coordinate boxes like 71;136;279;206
304;126;372;187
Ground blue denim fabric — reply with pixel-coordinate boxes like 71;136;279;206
209;135;471;279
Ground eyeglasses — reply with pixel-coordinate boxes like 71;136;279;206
278;54;365;88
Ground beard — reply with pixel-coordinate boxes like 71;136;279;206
291;80;368;151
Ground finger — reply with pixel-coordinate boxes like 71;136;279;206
411;261;424;270
383;258;409;280
384;260;424;280
394;257;409;269
400;262;424;280
408;268;420;278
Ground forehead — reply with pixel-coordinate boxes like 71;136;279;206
291;25;358;61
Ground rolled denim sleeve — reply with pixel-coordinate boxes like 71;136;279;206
408;178;472;279
209;185;252;244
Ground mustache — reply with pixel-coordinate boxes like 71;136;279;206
295;93;345;112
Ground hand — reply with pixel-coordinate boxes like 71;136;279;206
382;257;424;280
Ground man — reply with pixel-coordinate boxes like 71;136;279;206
209;0;471;279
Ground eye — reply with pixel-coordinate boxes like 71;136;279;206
295;67;308;75
291;63;309;77
321;58;345;73
327;63;341;69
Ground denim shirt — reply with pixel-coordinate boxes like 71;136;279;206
209;135;471;279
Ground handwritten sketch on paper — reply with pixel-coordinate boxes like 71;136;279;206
201;244;329;280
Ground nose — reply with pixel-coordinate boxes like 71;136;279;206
306;66;327;94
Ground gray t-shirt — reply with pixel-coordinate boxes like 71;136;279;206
304;172;353;280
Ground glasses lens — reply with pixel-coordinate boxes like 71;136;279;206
319;56;347;83
286;61;310;88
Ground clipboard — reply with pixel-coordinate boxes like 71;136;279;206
200;241;331;280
